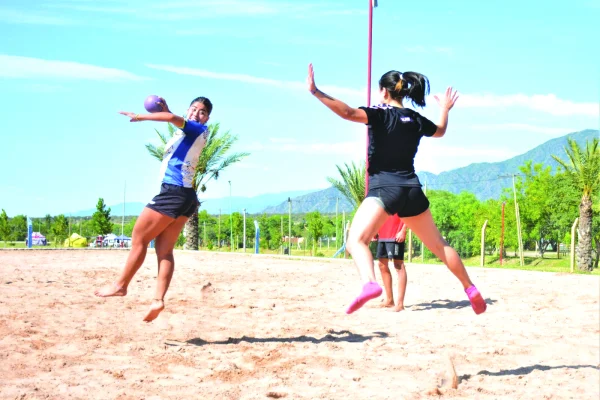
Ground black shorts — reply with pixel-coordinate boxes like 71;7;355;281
366;186;429;217
376;241;405;261
146;183;199;219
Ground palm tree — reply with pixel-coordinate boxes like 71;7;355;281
146;123;249;250
552;138;600;271
326;161;366;210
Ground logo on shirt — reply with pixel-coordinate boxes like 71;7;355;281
401;117;412;122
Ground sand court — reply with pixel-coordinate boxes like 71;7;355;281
0;250;598;399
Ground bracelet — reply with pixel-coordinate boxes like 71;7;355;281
134;114;139;121
311;88;317;95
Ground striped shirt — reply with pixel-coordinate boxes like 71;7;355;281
159;120;209;188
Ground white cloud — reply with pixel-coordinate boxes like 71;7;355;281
235;162;270;171
44;1;363;20
246;140;364;156
415;142;519;174
145;64;363;97
453;93;597;117
45;4;137;14
147;64;595;117
22;83;68;93
434;47;454;55
470;123;577;136
0;55;146;81
0;7;75;25
269;138;297;144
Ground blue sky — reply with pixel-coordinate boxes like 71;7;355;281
0;0;598;217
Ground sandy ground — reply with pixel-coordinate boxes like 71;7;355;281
0;250;598;400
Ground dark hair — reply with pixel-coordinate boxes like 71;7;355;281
379;71;430;107
189;96;213;115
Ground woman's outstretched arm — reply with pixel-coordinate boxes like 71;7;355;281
307;63;368;124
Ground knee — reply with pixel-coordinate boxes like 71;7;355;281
132;235;150;249
346;234;369;254
428;237;449;253
155;244;174;259
346;238;362;254
156;250;174;260
377;260;388;271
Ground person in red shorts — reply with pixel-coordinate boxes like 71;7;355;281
376;215;408;312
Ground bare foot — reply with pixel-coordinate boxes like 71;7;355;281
94;282;127;297
143;299;165;322
379;298;394;308
393;304;405;312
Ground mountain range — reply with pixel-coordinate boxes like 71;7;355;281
69;129;598;216
415;129;597;200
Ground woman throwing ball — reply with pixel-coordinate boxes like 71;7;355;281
94;96;212;322
307;64;486;315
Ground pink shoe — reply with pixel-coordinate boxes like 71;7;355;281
465;285;487;315
346;282;383;314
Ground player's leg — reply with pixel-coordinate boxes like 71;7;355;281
377;252;394;307
393;259;407;312
402;204;486;315
143;215;188;322
94;207;175;297
344;197;389;314
392;240;406;311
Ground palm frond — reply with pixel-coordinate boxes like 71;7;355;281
145;143;165;162
155;128;170;145
552;137;600;196
326;161;366;210
147;121;248;194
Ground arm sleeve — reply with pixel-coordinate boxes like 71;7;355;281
417;114;437;137
358;106;385;128
181;119;208;137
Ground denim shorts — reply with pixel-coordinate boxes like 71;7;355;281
366;186;429;218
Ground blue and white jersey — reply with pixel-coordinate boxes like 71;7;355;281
159;120;209;188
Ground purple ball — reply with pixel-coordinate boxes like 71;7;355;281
144;95;163;113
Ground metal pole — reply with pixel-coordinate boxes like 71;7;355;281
421;182;426;262
512;175;524;266
335;197;339;248
500;202;505;265
516;203;525;266
121;180;125;237
229;181;233;252
288;197;292;256
342;211;346;259
365;0;375;195
480;220;488;267
243;208;246;253
367;0;374;108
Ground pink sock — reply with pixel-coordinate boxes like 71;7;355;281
465;285;487;315
345;282;382;314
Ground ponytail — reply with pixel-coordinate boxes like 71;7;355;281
379;70;430;107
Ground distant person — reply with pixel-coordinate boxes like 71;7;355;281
376;215;408;312
94;96;212;322
306;64;486;315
